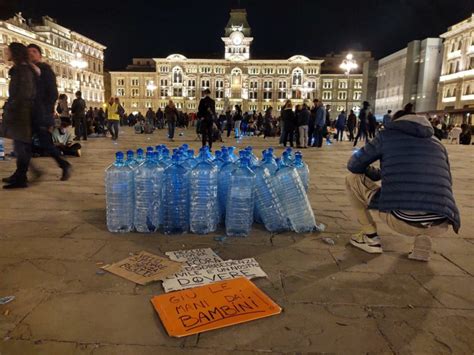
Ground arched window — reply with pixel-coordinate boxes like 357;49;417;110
446;89;451;97
466;85;471;95
172;67;183;84
292;68;303;86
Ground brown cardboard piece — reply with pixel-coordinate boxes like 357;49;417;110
102;251;182;285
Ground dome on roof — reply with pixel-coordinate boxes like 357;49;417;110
288;55;310;62
166;54;187;61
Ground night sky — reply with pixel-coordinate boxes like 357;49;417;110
2;0;474;70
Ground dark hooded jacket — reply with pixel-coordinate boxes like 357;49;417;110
347;114;460;233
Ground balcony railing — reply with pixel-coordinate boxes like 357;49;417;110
440;69;474;82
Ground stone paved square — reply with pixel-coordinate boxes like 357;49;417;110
0;128;473;354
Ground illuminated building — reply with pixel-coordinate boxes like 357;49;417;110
0;13;106;109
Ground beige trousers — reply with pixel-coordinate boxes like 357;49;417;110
345;173;449;237
299;125;308;148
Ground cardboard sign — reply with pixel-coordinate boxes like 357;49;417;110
151;277;282;337
102;251;182;285
162;258;268;292
165;248;223;267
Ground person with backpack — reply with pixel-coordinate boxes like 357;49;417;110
71;91;87;141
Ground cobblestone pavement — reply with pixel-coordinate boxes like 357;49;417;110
0;127;473;354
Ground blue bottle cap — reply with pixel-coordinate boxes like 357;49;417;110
116;151;124;160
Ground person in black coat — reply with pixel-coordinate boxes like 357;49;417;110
2;43;36;189
281;100;296;147
346;109;460;261
27;44;72;181
198;89;216;150
353;101;370;147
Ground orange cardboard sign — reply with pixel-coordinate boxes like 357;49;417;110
150;277;282;337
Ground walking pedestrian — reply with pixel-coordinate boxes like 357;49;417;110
28;43;71;181
354;101;370;147
1;43;36;189
198;89;216;149
382;110;392;127
336;110;347;141
105;97;120;140
233;105;242;138
156;107;164;129
71;91;87;141
347;109;356;141
165;100;178;141
225;108;233;138
263;107;273;139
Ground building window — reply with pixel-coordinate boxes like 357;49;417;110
215;67;225;74
160;66;169;73
250;80;258;89
263;80;273;89
216;90;224;99
116;88;125;96
173;87;182;97
338;80;348;89
323;91;332;100
263;91;272;100
249;67;259;75
278;80;287;89
146;89;154;97
249;91;258;99
172;67;183;84
292;68;303;86
131;78;139;86
188;79;196;87
354;81;362;89
131;88;139;97
145;102;152;108
470;57;474;70
353;91;362;100
201;79;210;88
323;80;333;89
278;91;286;99
249;104;257;111
277;67;289;75
187;89;196;98
465;85;471;95
200;66;211;74
262;67;274;75
455;61;460;72
306;67;318;75
338;91;347;100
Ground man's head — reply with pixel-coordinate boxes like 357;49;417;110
203;88;211;96
387;110;392;114
108;97;114;104
75;91;82;98
114;97;120;104
27;44;43;64
363;101;370;109
313;99;319;107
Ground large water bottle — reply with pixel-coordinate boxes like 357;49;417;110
0;138;5;160
105;152;134;233
273;161;316;233
245;146;259;167
162;154;189;234
136;148;145;164
125;150;139;170
282;151;294;166
189;148;219;234
260;151;278;174
134;152;164;233
225;157;256;237
254;162;288;233
228;146;238;162
294;152;310;191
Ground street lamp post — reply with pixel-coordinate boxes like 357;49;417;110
70;52;88;92
339;53;358;112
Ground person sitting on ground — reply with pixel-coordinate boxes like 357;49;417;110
52;120;82;157
134;119;144;134
345;104;460;261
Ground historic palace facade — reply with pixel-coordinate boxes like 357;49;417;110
437;13;474;124
0;13;106;109
110;9;367;115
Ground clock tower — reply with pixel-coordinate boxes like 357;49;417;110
222;9;253;61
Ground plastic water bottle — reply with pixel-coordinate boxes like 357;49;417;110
260;151;278;174
273;161;316;233
245;146;259;167
282;151;294;166
105;152;134;233
225;157;256;237
189;148;219;234
162;154;189;234
125;150;139;170
0;138;5;160
136;148;145;164
228;146;238;162
134;152;164;233
294;152;310;191
267;147;277;160
254;163;288;232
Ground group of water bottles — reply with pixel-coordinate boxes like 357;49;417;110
105;143;322;236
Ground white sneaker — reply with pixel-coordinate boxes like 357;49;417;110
350;232;383;254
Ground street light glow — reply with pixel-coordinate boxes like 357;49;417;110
71;52;88;70
146;80;157;91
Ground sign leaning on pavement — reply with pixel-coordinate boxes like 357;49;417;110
151;277;282;337
102;251;182;285
161;258;268;292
